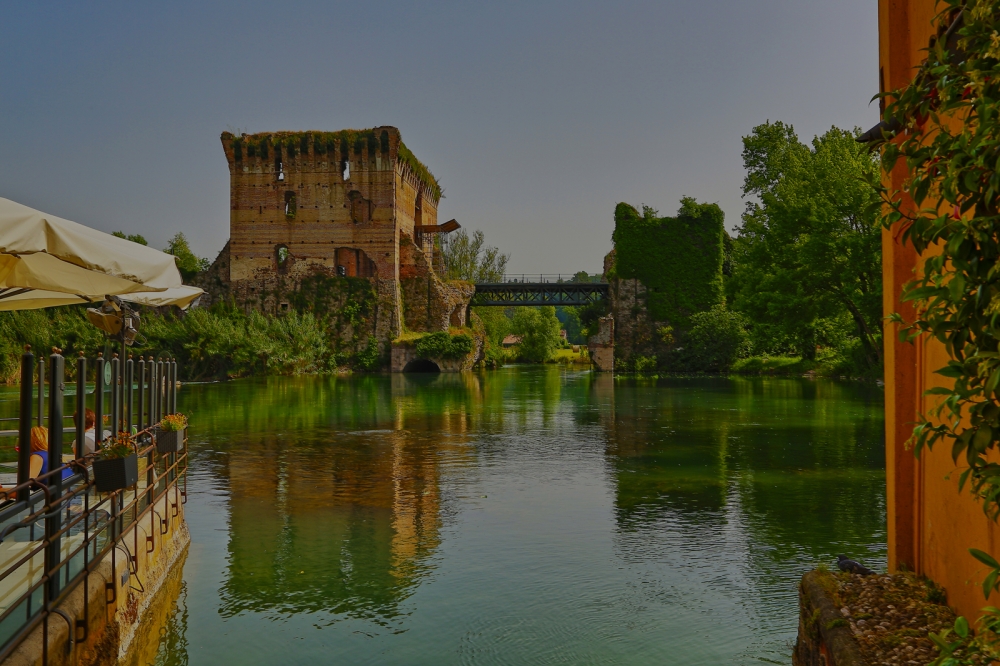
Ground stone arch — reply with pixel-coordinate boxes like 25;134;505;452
403;358;440;373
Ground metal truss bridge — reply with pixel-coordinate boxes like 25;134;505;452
471;274;608;307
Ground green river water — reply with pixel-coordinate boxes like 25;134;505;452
150;367;885;665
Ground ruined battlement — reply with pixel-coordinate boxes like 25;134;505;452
199;127;472;365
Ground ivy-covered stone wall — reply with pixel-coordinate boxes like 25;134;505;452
610;198;725;326
607;198;726;369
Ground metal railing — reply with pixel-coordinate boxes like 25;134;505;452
0;347;186;663
480;274;607;285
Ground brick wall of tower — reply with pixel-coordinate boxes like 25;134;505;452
221;128;403;283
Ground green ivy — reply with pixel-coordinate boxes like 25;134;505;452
415;332;473;360
356;335;381;370
611;198;725;326
873;0;1000;626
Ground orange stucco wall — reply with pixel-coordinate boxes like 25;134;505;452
880;0;1000;621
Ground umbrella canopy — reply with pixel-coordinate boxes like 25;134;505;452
0;284;204;311
0;197;183;299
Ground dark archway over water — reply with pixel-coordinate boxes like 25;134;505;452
403;358;440;373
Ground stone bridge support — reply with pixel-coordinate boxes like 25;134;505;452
587;315;614;372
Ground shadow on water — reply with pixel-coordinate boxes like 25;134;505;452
151;369;884;665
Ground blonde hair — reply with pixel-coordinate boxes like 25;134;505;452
29;426;48;453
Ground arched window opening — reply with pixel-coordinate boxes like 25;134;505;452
276;245;290;270
275;157;284;182
342;160;350;181
284;191;296;218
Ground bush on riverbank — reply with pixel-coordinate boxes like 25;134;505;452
0;302;386;383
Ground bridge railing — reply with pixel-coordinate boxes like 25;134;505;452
481;274;607;285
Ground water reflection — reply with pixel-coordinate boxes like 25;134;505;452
155;369;884;665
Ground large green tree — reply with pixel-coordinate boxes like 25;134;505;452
511;306;561;363
729;122;882;368
442;229;509;282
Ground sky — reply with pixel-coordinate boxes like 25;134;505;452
0;1;879;275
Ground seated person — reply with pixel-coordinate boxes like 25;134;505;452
0;426;71;494
72;409;110;456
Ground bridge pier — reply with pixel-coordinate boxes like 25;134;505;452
587;315;614;372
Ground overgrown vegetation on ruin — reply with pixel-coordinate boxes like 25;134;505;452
610;199;725;326
222;129;442;200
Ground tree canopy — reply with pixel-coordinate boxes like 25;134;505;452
165;232;210;281
112;231;148;245
511;306;562;363
728;122;882;369
442;229;509;283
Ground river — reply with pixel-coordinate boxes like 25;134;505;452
150;367;885;665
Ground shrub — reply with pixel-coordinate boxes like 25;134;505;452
674;305;751;372
415;332;473;360
511;306;561;363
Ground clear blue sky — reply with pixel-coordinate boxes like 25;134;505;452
0;0;878;274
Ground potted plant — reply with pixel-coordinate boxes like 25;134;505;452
93;432;139;492
156;413;187;454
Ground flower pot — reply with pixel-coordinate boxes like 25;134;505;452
93;453;139;493
156;428;185;454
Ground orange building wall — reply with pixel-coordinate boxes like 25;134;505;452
880;0;1000;621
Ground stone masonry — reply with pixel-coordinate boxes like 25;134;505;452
197;128;473;358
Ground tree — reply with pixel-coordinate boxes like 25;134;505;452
729;122;882;368
442;229;509;282
676;305;751;372
511;306;561;362
165;233;210;281
112;231;148;245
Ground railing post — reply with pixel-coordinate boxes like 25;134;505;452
157;358;165;423
46;348;65;601
138;358;147;433
110;354;120;436
149;357;157;426
94;354;104;448
171;359;178;415
37;357;44;426
17;346;33;501
75;353;86;460
125;355;134;433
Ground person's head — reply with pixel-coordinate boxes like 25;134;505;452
29;426;48;453
73;409;96;430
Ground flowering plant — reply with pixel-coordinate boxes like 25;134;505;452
159;413;188;433
100;432;136;460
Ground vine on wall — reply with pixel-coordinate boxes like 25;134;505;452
610;198;725;326
874;0;1000;656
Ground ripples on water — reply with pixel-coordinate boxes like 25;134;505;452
143;369;884;665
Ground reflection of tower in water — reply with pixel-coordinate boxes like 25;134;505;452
219;427;446;623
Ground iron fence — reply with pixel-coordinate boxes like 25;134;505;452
484;274;607;285
0;347;187;663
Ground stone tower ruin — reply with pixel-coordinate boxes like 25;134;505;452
198;127;473;349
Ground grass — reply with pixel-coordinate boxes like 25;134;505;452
731;347;866;378
548;348;590;365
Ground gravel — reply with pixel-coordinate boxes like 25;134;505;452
832;571;961;665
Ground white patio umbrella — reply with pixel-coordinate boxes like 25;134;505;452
0;197;184;303
0;284;204;311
